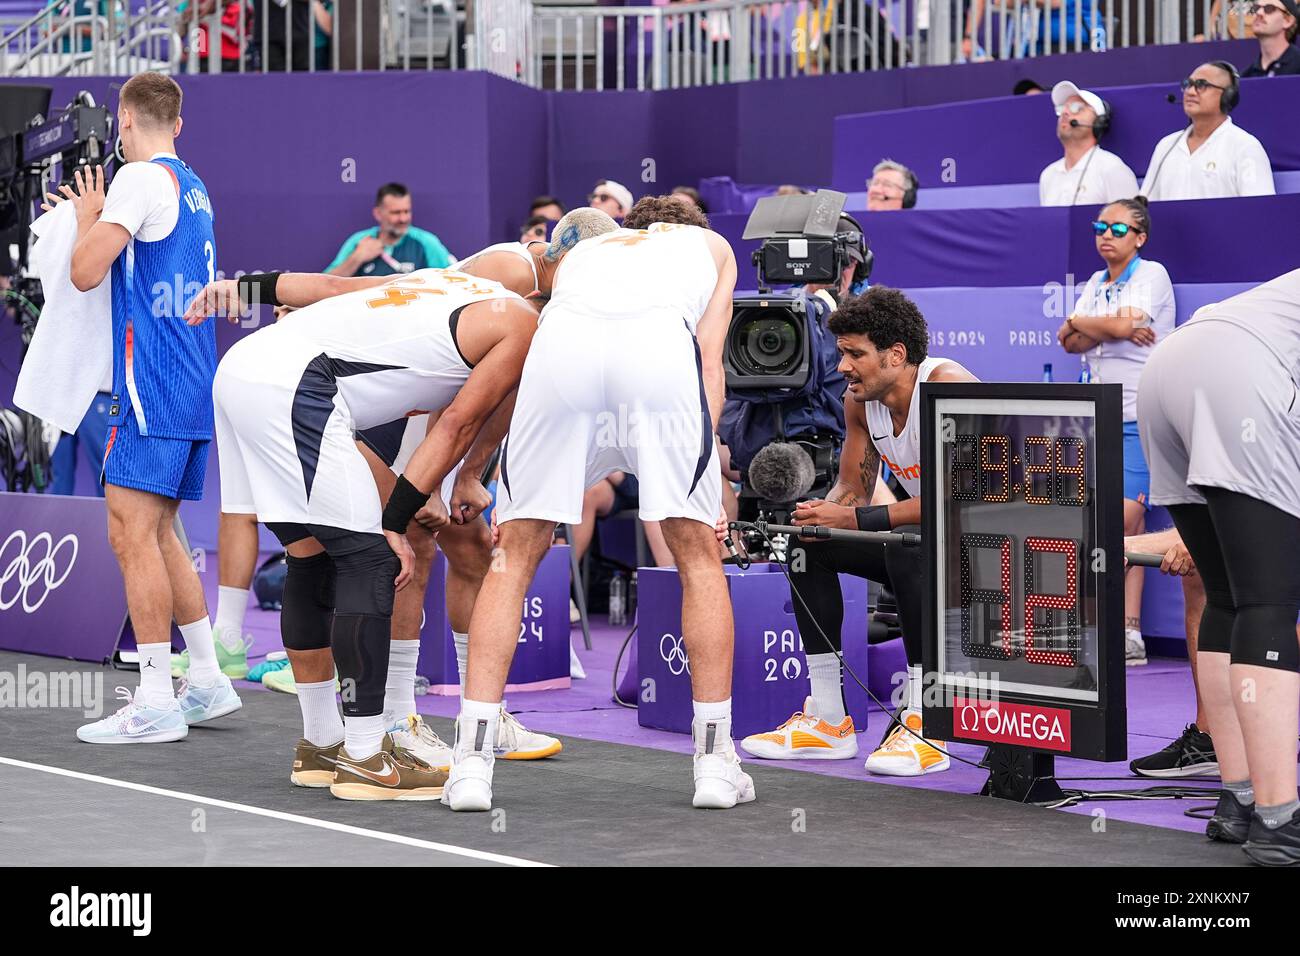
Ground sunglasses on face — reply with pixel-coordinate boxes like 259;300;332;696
1250;2;1285;13
1181;77;1229;93
1054;100;1087;116
589;193;615;203
1092;220;1139;238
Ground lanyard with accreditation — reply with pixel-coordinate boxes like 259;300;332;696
1085;254;1142;383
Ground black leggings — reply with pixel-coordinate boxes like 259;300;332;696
787;525;923;667
1168;487;1300;672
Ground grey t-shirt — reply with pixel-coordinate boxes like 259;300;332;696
1182;269;1300;387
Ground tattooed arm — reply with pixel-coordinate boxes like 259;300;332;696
825;396;878;506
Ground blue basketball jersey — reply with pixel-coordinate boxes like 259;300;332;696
108;156;217;440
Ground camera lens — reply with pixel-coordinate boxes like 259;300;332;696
737;313;798;374
758;330;782;354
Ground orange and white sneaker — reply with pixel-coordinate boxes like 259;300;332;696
863;710;949;777
740;696;859;760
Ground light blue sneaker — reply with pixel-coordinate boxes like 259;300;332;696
76;687;189;744
177;675;243;726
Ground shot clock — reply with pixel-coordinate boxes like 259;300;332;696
921;383;1126;767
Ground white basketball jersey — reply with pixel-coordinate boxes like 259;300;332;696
541;223;718;332
271;268;522;430
456;241;541;293
864;356;950;498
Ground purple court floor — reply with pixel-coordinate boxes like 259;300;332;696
208;562;1296;839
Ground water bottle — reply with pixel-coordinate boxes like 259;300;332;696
1078;356;1091;383
609;573;626;626
1041;363;1053;383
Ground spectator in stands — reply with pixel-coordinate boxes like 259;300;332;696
1029;0;1105;53
1057;196;1175;665
180;0;251;71
1206;0;1258;38
1013;78;1047;95
588;180;634;219
45;0;105;53
255;0;313;71
1039;81;1138;206
1242;0;1300;76
669;185;708;214
529;195;566;221
1141;62;1274;201
519;214;549;244
866;159;918;211
312;0;332;70
324;182;454;277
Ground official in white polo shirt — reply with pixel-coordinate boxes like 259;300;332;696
1039;81;1139;206
1057;196;1175;666
1140;61;1275;201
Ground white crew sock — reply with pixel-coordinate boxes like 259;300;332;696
136;642;175;708
453;631;470;693
383;640;420;727
179;617;220;686
213;586;250;651
692;698;733;754
297;678;344;747
906;664;923;713
456;697;500;756
343;714;386;760
806;653;846;723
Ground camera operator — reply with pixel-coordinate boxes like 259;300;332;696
739;287;978;773
718;213;870;493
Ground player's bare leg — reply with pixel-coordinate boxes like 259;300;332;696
444;518;552;811
660;516;755;809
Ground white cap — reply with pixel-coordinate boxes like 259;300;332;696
1051;80;1108;120
594;180;634;216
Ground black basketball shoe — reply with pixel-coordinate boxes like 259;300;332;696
1206;790;1253;844
1243;813;1300;867
1129;723;1218;778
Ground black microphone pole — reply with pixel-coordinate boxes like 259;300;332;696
739;520;922;548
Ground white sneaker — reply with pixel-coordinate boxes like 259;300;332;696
863;710;950;777
569;641;587;680
496;707;562;759
76;687;188;744
390;714;452;770
692;749;757;809
177;674;243;725
1125;629;1148;666
442;751;495;811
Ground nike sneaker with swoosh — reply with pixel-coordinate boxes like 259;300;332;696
76;687;188;744
177;675;243;725
390;715;452;770
863;710;950;776
291;738;343;787
330;735;447;801
496;708;562;759
740;696;858;760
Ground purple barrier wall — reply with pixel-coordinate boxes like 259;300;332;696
832;74;1300;192
711;192;1298;290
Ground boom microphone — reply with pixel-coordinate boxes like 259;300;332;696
748;442;816;503
1166;93;1178;103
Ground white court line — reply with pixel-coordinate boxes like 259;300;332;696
0;756;551;868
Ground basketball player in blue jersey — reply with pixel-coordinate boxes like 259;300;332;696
50;72;241;744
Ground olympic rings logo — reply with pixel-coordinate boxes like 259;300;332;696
0;530;79;614
659;633;690;676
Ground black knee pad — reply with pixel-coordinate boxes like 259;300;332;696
281;552;336;652
331;537;401;618
331;613;392;717
1197;590;1235;656
1229;604;1300;671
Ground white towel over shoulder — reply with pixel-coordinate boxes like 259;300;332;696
13;200;113;434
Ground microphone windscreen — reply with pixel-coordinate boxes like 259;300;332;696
749;442;817;503
1166;93;1178;103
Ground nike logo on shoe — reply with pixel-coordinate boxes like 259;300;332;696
340;755;400;786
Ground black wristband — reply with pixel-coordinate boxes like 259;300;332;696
237;272;283;309
855;505;891;533
382;475;431;534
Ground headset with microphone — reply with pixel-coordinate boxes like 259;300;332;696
1144;62;1240;200
837;211;874;289
1066;98;1111;206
